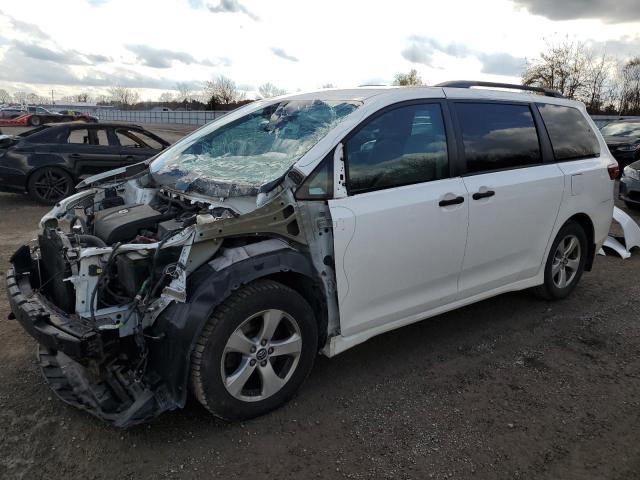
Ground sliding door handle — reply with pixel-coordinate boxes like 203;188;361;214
439;196;465;207
472;190;495;200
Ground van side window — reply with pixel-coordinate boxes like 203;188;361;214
345;103;449;194
537;104;600;161
455;103;541;174
296;155;334;200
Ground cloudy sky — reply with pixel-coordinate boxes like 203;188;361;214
0;0;639;101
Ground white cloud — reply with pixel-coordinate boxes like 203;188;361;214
0;0;638;100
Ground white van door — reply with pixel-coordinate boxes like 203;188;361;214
451;102;564;298
329;102;468;337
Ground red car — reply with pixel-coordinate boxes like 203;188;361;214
0;107;97;127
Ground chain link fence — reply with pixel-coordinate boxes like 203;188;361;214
94;109;229;126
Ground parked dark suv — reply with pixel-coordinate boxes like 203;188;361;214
0;122;169;204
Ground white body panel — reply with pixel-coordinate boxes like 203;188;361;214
458;165;565;298
329;178;468;337
277;86;614;357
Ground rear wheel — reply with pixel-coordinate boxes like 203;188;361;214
625;200;640;211
29;115;41;126
191;279;318;421
27;167;74;205
535;221;587;300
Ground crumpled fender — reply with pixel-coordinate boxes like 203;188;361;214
146;247;316;406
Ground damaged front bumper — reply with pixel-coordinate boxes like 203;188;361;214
6;252;177;427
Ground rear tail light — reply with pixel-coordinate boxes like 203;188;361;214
608;163;620;180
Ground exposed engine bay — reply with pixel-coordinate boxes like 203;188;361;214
10;171;338;426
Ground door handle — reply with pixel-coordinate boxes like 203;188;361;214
472;190;495;200
439;196;465;207
69;153;81;159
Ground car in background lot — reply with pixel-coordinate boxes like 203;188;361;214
0;122;169;203
620;159;640;209
601;120;640;169
56;110;98;123
0;106;26;119
0;106;95;126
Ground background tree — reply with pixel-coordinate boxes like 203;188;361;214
617;57;640;115
158;91;175;104
75;92;91;103
321;83;336;89
521;38;629;113
108;86;140;108
175;82;194;103
0;89;11;104
13;91;27;104
26;93;39;105
205;75;245;105
393;69;423;86
522;39;590;99
258;82;286;98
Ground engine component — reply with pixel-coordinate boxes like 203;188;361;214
102;188;125;210
116;251;152;297
157;219;183;239
38;228;75;313
93;204;170;244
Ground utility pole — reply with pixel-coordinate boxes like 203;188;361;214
51;89;54;106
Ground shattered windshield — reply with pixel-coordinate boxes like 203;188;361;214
150;99;360;197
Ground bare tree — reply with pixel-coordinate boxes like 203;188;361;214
175;82;193;103
158;92;175;104
26;93;40;105
108;86;140;107
617;57;640;115
583;52;613;112
205;75;245;105
321;83;336;89
75;92;91;103
258;82;287;98
522;39;593;99
0;89;11;104
13;91;28;104
393;69;423;86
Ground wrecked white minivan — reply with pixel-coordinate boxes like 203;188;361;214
7;83;615;426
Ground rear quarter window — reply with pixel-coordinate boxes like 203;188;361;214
537;104;600;161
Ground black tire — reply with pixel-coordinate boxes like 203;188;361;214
625;200;640;211
27;167;74;205
535;221;588;300
191;279;318;421
29;115;41;126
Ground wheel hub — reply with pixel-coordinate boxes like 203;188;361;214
255;348;268;361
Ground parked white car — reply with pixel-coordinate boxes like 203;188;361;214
7;81;616;426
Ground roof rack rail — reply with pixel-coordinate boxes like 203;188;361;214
435;80;564;98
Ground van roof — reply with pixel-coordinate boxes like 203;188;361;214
280;83;584;108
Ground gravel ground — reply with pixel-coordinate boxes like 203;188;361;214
1;126;640;479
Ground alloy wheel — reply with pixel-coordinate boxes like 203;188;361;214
551;234;581;289
220;309;302;402
32;169;71;203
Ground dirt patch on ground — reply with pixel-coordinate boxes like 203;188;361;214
1;159;639;479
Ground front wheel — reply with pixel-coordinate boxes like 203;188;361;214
190;279;318;421
28;115;41;126
535;221;587;300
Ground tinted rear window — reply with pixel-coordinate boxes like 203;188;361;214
537;104;600;161
455;103;541;174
